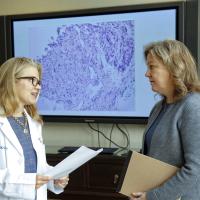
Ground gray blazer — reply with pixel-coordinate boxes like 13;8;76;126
143;93;200;200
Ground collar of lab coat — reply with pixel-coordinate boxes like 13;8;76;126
0;114;23;155
0;108;38;155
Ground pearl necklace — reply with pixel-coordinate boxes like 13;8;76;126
13;112;29;134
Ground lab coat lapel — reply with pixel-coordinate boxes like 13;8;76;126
0;116;23;155
25;111;45;174
24;111;40;149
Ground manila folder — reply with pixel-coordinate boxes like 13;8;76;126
117;151;179;196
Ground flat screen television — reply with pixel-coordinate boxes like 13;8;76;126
5;2;184;123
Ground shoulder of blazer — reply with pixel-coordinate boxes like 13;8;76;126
149;99;163;116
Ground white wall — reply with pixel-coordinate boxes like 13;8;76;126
0;0;183;15
0;0;184;152
44;122;145;152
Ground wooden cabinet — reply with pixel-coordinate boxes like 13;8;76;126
47;153;129;200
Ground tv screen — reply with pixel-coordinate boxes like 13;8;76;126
9;2;184;123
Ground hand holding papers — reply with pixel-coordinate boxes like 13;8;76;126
117;151;179;196
45;146;103;179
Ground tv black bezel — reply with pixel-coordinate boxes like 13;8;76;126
5;1;185;124
0;16;7;65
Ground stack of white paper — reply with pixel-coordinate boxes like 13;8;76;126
45;146;103;179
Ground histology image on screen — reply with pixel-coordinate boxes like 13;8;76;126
34;20;135;115
13;9;176;117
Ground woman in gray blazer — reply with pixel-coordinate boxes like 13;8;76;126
131;40;200;200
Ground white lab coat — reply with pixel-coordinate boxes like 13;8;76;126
0;110;63;200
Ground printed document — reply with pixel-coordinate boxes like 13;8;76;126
45;146;103;179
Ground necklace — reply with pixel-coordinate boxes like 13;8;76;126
13;112;29;134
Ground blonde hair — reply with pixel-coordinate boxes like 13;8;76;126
144;39;200;101
0;57;43;123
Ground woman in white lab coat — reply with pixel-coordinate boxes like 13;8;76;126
0;57;68;200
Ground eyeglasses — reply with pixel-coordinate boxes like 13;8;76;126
17;76;41;87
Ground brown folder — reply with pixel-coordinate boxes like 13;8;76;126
117;151;179;196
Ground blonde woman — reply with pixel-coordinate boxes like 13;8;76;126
0;57;68;200
131;40;200;200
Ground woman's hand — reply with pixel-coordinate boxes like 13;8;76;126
36;175;52;189
54;176;69;189
130;192;147;200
